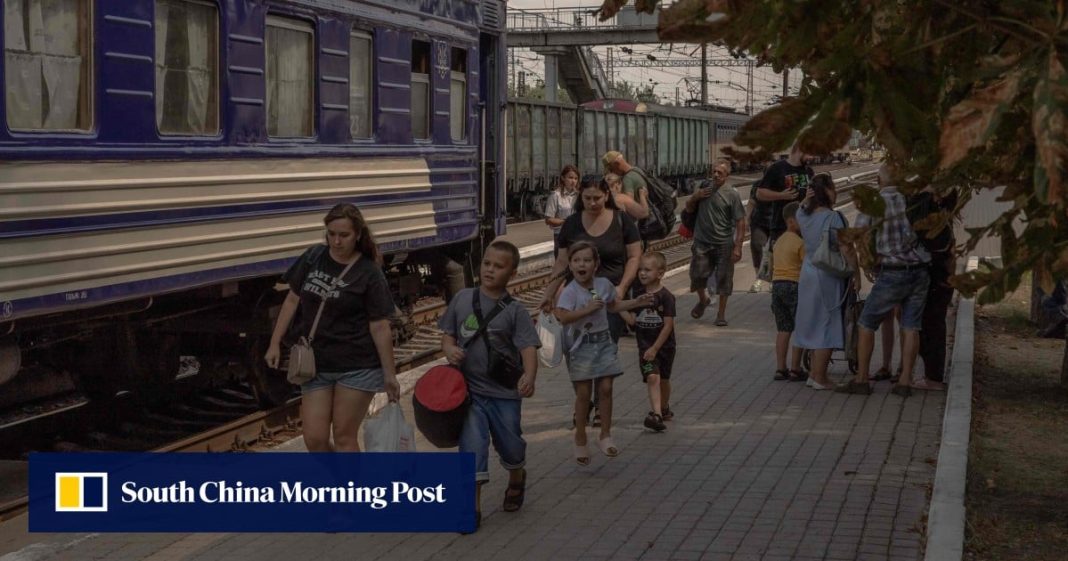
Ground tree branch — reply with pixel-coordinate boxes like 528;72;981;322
905;23;978;54
931;0;1043;46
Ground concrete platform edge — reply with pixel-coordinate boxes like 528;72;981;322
923;256;979;561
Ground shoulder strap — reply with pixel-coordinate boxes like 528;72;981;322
306;256;359;343
464;290;514;349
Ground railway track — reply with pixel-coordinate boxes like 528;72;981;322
0;174;873;522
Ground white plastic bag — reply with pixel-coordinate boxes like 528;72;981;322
363;402;416;452
536;311;564;368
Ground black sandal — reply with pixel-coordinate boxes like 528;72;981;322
502;469;526;512
774;369;790;381
787;369;809;382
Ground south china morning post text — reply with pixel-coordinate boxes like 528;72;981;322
119;480;446;510
29;452;477;533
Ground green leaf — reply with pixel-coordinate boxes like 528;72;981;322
1032;50;1068;208
851;184;886;218
733;95;821;153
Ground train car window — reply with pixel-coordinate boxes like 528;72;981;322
265;15;314;137
4;0;92;131
449;47;466;142
349;30;372;139
410;40;430;140
155;0;219;135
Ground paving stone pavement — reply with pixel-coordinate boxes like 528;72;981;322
0;260;947;561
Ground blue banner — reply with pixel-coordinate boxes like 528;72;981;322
30;452;476;533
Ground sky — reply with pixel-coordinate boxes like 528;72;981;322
507;0;803;113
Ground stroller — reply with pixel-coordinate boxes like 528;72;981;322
802;287;862;375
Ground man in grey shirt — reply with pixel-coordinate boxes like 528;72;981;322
685;161;746;326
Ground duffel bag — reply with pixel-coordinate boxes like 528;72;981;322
412;365;469;448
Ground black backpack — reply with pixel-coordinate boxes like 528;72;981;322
625;168;677;240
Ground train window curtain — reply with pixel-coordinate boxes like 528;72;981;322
449;47;465;142
155;0;218;135
349;31;371;138
265;15;313;137
4;0;91;131
410;40;430;140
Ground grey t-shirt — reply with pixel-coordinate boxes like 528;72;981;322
694;179;745;247
556;277;616;334
439;288;540;400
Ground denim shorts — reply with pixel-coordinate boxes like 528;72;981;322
301;367;384;394
459;393;525;483
565;331;623;382
859;267;930;331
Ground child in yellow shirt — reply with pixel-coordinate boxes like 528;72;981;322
771;202;806;381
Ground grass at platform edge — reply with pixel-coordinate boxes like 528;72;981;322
965;277;1068;560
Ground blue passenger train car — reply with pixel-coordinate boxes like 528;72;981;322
0;0;508;406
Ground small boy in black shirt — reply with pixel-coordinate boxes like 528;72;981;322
626;251;677;431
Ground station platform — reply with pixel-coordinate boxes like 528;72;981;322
0;195;948;561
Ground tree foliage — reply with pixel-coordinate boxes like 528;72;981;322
598;0;1068;303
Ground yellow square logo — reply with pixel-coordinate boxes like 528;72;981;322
54;473;108;512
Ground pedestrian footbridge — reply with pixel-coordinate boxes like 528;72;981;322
506;6;662;103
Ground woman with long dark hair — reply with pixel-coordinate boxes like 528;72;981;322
540;175;643;427
264;203;400;451
794;174;859;389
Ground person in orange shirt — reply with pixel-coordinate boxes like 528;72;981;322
770;202;806;382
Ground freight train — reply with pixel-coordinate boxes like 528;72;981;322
505;97;750;222
0;0;507;409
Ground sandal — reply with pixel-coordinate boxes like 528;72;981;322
787;369;809;382
774;369;790;381
598;436;620;457
869;367;892;382
592;411;602;428
691;299;710;319
661;407;674;421
574;443;590;466
891;384;912;397
502;469;526;512
714;318;728;327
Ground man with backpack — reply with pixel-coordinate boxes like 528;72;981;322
751;145;813;293
685;162;746;326
603;151;677;242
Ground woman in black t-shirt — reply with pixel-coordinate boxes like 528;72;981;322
540;175;643;343
264;203;399;452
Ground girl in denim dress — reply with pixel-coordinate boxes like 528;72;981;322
555;241;651;465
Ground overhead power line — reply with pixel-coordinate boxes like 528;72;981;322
612;58;761;68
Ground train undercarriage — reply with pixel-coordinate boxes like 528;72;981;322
0;240;475;421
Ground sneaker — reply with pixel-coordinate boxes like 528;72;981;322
644;412;667;432
808;379;832;391
748;280;763;293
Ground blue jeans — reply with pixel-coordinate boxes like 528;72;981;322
859;267;930;331
459;392;526;483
